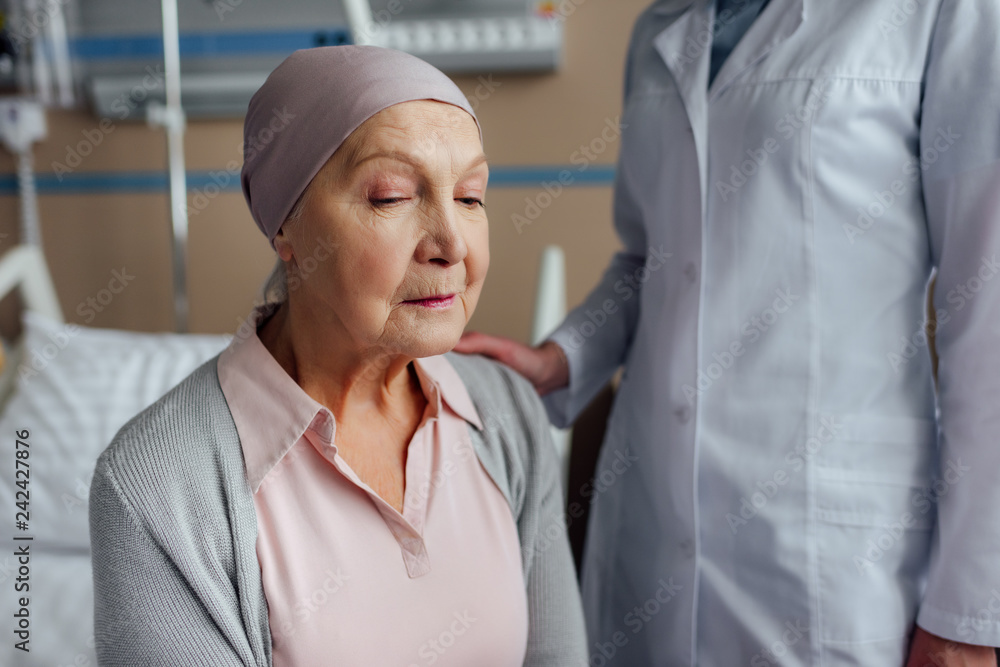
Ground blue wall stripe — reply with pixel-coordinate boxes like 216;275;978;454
0;166;615;196
489;166;616;187
71;29;353;60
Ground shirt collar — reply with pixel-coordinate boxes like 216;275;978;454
411;353;484;432
218;303;483;494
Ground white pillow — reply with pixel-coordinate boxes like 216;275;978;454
0;311;231;549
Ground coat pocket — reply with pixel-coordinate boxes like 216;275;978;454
812;413;938;644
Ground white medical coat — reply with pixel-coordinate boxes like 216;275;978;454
543;0;1000;664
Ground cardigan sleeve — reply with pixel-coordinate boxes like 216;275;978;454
501;364;590;666
89;453;257;667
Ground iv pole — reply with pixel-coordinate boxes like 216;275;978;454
148;0;189;332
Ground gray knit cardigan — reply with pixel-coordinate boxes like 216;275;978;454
88;351;588;666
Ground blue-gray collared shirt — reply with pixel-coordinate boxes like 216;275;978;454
710;0;771;85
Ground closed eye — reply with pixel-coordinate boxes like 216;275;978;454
457;197;485;209
370;197;408;207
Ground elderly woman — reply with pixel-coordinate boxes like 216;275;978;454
88;46;586;667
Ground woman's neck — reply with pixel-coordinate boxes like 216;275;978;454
256;300;425;421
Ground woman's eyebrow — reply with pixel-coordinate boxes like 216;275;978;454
351;150;421;170
464;153;489;172
351;150;489;174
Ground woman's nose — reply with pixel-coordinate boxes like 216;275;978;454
417;203;468;266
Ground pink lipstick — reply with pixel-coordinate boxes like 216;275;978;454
405;294;456;308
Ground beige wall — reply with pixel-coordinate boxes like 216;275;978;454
0;0;649;343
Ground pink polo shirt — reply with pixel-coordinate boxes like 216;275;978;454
217;306;528;666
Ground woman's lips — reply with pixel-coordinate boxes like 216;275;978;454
404;294;456;308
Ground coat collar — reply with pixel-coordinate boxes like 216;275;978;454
649;0;807;216
709;0;807;99
652;0;807;101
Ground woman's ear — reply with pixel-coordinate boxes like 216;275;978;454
272;226;295;262
273;183;311;264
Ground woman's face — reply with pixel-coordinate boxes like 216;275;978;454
274;100;489;359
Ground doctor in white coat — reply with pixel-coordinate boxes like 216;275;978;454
457;0;1000;664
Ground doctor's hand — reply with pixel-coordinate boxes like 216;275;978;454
453;332;569;396
904;626;996;667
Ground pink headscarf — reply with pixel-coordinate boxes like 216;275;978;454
240;45;481;246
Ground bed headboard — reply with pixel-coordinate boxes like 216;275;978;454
0;244;65;325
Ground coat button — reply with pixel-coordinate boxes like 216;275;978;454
679;539;695;558
683;262;698;283
674;405;691;423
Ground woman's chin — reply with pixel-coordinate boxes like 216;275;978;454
392;307;471;358
397;328;464;359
